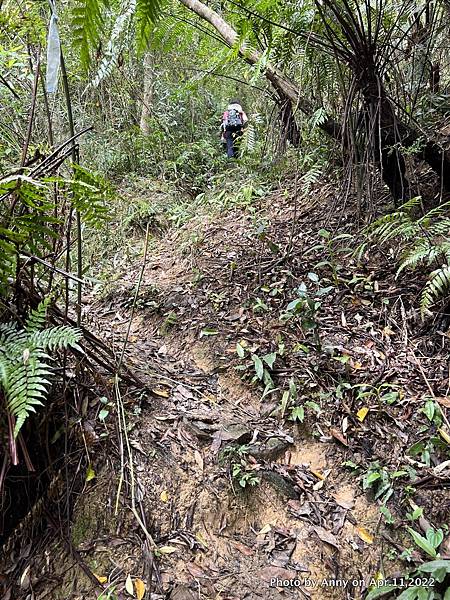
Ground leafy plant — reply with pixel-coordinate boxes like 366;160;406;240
221;444;260;489
366;559;450;599
305;229;353;284
235;342;277;397
0;299;82;437
362;198;450;318
280;274;333;346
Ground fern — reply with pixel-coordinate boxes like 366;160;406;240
136;0;166;51
67;164;110;225
71;0;108;69
366;198;450;318
0;175;60;286
0;300;82;436
90;0;137;88
420;267;450;318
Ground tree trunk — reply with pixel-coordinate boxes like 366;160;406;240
177;0;341;139
178;0;450;197
140;52;153;135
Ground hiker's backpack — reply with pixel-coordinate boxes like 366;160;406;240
225;108;243;128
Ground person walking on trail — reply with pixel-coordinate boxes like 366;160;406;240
221;100;248;158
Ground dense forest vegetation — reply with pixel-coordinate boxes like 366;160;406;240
1;0;450;598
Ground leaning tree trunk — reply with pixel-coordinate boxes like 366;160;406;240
177;0;341;140
178;0;450;198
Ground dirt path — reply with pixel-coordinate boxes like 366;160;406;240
52;196;389;600
7;184;423;600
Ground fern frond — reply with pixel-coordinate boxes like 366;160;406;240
91;0;136;88
136;0;166;51
0;303;83;437
25;298;51;333
67;165;110;225
29;326;83;351
396;240;430;276
71;0;108;69
420;266;450;319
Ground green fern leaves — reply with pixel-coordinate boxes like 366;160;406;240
71;0;109;69
0;300;82;437
420;267;450;319
365;198;450;318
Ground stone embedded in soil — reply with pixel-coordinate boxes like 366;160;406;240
246;436;293;461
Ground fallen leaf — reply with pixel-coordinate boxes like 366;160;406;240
195;532;208;547
158;545;177;554
438;427;450;444
160;490;169;502
333;491;355;510
436;397;450;409
125;573;134;596
310;469;325;480
357;407;369;422
152;387;170;398
356;526;374;544
260;566;299;583
135;578;146;600
258;524;272;535
312;526;340;550
194;450;204;470
232;541;253;556
19;566;31;589
330;428;349;447
86;464;96;482
342;416;349;433
186;562;208;578
94;573;108;584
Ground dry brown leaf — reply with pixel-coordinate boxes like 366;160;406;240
312;526;340;550
330;428;349;447
194;450;204;470
232;541;253;556
436;397;450;409
258;524;272;535
152;387;170;398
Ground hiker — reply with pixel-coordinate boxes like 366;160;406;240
221;100;248;158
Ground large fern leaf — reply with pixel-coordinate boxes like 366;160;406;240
136;0;166;51
71;0;109;69
420;266;450;319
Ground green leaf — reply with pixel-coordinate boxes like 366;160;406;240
366;585;400;600
423;399;436;422
200;327;218;338
236;342;246;358
365;472;381;485
407;527;437;558
290;406;305;422
426;528;443;549
98;409;109;421
262;352;276;369
251;354;264;380
86;464;96;481
397;586;429;600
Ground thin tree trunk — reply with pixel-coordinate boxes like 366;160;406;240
140;52;153;135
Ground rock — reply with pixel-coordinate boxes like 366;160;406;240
262;471;299;499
